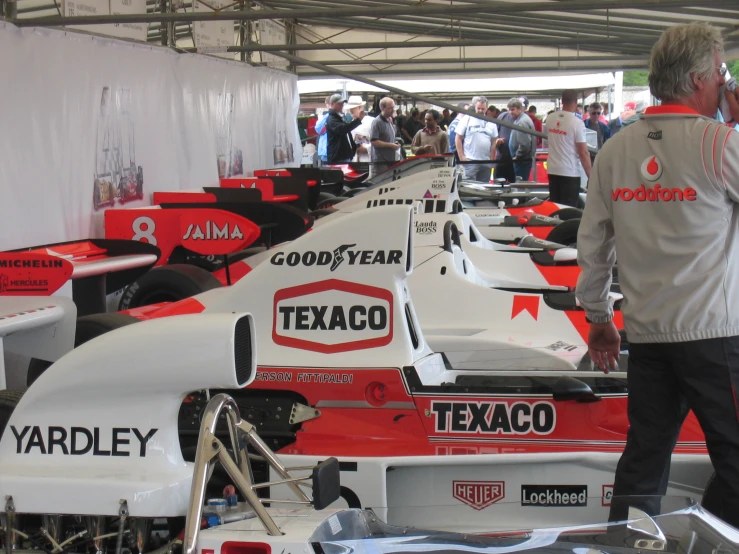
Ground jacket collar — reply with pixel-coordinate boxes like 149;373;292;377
643;105;701;116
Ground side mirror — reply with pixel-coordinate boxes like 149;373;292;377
552;376;600;403
312;457;341;510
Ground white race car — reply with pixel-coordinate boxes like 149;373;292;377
321;165;583;247
2;206;712;532
0;318;733;553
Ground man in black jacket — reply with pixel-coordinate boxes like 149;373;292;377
326;93;363;164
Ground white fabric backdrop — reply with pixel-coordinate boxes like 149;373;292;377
0;22;301;250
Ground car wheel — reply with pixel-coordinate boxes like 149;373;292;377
119;264;222;311
0;389;26;439
545;218;580;247
27;313;140;386
549;208;583;221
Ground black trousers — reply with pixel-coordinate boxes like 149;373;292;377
611;338;739;526
548;174;581;207
494;143;516;184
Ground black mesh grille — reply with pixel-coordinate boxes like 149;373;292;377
234;316;253;386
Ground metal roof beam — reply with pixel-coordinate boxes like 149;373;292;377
179;35;656;53
14;0;738;27
293;55;649;66
300;19;653;56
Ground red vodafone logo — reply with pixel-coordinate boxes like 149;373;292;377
640;155;663;182
272;279;394;354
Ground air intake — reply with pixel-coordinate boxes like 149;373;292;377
234;316;253;386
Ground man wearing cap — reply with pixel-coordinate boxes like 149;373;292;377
345;95;375;163
609;101;636;135
326;93;363;164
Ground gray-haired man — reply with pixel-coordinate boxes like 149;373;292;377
455;95;498;182
576;22;739;524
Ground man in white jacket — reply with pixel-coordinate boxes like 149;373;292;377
576;22;739;524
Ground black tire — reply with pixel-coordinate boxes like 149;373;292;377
576;196;586;209
549;208;583;221
0;389;26;440
119;264;222;311
316;197;346;209
545;218;581;248
27;313;139;386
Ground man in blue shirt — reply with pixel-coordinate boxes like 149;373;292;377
583;102;611;163
314;95;331;165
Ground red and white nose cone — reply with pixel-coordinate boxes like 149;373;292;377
640;155;663;182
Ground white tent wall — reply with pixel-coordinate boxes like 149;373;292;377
0;21;300;251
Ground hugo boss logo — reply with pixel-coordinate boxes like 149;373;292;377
10;426;158;457
270;244;402;272
415;221;437;235
431;401;556;435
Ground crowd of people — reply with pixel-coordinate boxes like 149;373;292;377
312;90;646;187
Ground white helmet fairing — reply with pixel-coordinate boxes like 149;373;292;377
0;312;255;517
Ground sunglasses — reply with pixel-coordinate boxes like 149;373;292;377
592;111;602;115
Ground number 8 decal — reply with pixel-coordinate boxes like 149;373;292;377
132;216;157;245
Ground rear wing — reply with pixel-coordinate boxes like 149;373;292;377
221;175;316;212
0;295;76;388
105;207;262;270
366;154;454;187
6;240;160;316
333;166;462;217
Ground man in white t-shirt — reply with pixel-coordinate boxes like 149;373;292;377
455;95;499;182
344;96;375;163
544;89;592;206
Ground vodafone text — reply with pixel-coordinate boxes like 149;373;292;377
278;305;387;331
612;184;697;202
431;401;556;435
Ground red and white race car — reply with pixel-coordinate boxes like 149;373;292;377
1;205;709;532
318;163;582;247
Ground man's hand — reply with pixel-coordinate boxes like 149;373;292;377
393;142;402;151
725;87;739;123
587;321;621;374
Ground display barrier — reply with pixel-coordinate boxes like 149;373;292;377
0;22;301;251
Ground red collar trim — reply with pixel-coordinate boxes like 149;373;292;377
644;105;700;116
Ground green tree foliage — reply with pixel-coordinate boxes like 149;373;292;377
728;59;739;79
623;71;649;86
